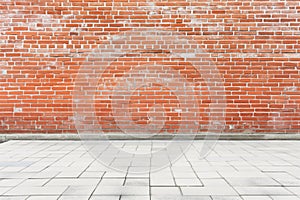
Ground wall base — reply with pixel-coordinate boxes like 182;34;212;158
1;133;300;142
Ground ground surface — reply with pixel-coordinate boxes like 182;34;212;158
0;140;299;200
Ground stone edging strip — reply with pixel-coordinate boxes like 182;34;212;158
1;133;300;142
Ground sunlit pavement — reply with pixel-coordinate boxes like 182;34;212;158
0;140;300;200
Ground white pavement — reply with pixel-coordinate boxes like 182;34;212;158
0;140;299;199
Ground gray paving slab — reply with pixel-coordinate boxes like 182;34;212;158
58;196;89;200
79;171;105;178
120;196;150;200
241;197;272;200
89;196;120;200
211;196;242;200
0;178;25;187
234;186;292;195
271;196;300;200
0;197;28;200
93;185;149;196
151;187;181;195
62;185;96;196
18;178;49;187
27;196;59;200
175;178;203;186
153;196;212;200
0;140;300;199
4;186;68;196
98;178;125;186
286;187;300;195
181;186;238;196
45;178;100;186
226;177;280;186
125;178;149;186
0;187;13;195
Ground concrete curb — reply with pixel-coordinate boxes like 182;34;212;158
1;133;300;142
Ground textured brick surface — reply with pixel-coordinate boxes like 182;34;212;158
0;0;299;133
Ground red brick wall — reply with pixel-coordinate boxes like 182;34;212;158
0;0;299;134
